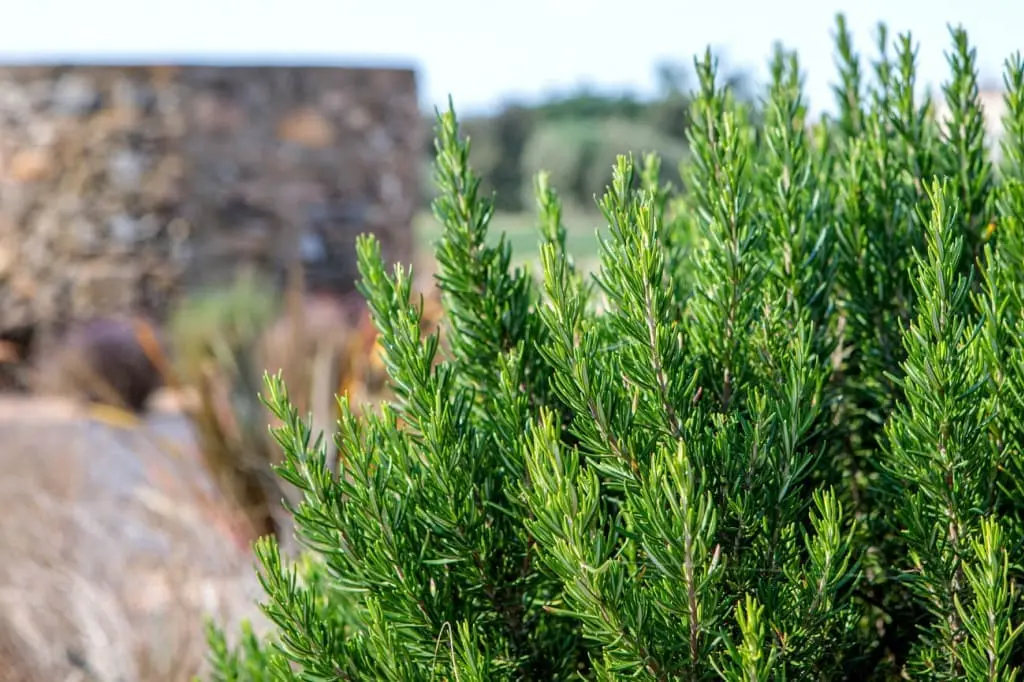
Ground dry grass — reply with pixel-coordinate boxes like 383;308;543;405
166;265;445;547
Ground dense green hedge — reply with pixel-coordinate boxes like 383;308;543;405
207;14;1024;681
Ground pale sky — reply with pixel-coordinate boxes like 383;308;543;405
0;0;1019;117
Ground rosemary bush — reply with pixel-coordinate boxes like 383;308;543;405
206;15;1024;680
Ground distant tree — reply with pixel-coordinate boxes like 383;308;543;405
649;60;693;141
521;117;688;208
489;104;536;211
532;87;647;122
654;59;690;96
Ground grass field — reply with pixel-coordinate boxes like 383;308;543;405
413;209;607;274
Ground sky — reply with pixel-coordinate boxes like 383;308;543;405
0;0;1019;117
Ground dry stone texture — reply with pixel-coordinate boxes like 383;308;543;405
0;64;421;346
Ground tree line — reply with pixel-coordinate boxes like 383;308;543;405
420;59;756;212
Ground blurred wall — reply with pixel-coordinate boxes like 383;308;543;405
0;64;421;341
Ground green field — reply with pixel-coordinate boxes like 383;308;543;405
413;209;607;274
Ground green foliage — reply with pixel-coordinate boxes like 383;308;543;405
170;272;280;381
437;61;753;211
205;15;1024;681
169;273;285;538
520;117;689;211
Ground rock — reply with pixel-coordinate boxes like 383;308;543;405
51;73;102;116
111;77;156;115
108;213;141;244
6;148;54;182
107;149;146;190
66;216;103;255
277;107;336;148
0;245;15;279
69;265;141;317
191;93;243;133
0;398;268;681
299;230;327;262
32;316;165;413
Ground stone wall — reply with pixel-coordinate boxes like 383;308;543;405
0;64;421;344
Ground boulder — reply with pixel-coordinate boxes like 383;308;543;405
0;397;268;681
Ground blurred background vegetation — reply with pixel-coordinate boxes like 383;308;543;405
416;58;756;213
411;58;756;274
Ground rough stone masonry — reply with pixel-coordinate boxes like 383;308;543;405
0;64;421;347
